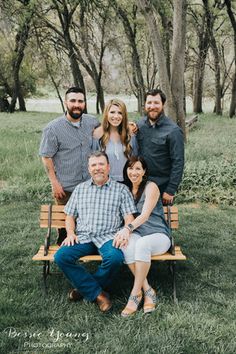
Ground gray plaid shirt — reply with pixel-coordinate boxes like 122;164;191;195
64;178;137;248
39;114;99;191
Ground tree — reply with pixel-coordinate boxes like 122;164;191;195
112;1;146;113
0;0;36;112
137;0;186;135
225;0;236;117
38;0;107;113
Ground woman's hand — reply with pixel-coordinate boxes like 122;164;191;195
113;228;130;249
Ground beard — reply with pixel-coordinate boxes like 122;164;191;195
66;107;85;120
147;109;163;122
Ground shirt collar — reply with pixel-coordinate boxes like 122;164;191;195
64;113;83;128
88;177;111;188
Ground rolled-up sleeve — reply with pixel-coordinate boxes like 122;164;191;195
120;187;137;217
64;188;78;217
39;127;58;157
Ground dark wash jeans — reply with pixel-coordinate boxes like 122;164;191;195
55;191;72;245
54;240;124;301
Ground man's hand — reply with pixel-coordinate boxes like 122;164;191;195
128;122;138;136
162;192;174;205
61;233;79;246
113;228;130;249
52;180;66;199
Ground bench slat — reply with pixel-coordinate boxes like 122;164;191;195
41;205;65;212
39;205;179;229
32;245;186;262
40;220;179;229
40;212;66;220
40;221;66;228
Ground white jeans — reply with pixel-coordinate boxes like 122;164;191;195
123;232;171;264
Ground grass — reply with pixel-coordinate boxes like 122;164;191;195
0;111;236;353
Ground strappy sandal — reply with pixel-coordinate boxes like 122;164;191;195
143;287;157;314
121;292;143;317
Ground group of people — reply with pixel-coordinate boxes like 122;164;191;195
39;86;184;315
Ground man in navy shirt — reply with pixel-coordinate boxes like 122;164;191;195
136;89;184;205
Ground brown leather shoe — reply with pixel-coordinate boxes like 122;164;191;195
96;291;112;312
68;289;83;302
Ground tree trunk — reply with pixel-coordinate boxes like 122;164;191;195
211;37;222;115
225;0;236;117
95;79;105;114
137;0;176;120
52;1;86;93
170;0;186;134
115;3;145;113
156;5;172;80
9;2;32;113
229;73;236;117
0;97;9;112
65;35;86;93
193;31;209;113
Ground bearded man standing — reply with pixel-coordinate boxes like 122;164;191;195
136;89;184;205
39;87;100;244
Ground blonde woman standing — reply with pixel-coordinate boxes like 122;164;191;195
93;99;138;182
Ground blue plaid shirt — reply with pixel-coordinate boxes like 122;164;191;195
64;178;137;247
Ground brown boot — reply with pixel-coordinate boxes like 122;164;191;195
68;289;83;302
96;291;112;312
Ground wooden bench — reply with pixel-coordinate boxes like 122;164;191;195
33;204;186;302
185;114;198;131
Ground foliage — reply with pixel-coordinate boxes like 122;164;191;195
176;113;236;205
0;111;235;206
0;0;235;116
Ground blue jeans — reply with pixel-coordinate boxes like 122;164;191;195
54;240;124;301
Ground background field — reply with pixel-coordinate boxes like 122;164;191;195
0;112;235;354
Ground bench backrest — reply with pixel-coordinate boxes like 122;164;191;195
40;204;179;230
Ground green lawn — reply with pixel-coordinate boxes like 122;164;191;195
0;112;236;353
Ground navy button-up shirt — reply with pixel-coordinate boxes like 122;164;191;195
136;113;184;195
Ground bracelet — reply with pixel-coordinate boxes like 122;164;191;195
124;224;134;233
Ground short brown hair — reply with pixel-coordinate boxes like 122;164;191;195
88;151;109;164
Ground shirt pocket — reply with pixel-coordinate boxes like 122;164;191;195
151;137;166;145
150;137;167;154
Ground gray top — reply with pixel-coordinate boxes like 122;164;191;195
135;183;170;238
93;135;138;182
137;113;184;195
39;114;99;191
64;178;137;248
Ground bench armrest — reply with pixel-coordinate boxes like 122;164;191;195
44;204;52;256
167;205;175;255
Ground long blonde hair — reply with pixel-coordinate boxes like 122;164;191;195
100;99;132;158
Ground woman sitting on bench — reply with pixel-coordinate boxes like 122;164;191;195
113;156;171;317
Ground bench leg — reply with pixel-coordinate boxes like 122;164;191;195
43;261;50;294
169;261;178;304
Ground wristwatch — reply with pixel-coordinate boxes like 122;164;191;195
126;223;134;233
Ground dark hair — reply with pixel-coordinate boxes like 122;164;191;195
65;87;86;100
145;89;166;104
123;156;149;203
88;151;109;164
